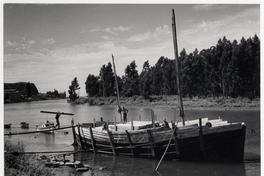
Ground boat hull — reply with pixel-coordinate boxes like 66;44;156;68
74;123;246;162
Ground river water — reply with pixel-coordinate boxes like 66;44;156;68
4;99;260;176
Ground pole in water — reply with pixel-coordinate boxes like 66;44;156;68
172;8;185;126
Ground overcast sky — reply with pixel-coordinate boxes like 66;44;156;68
4;4;260;95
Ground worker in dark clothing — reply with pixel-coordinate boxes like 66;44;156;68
55;113;61;128
163;120;170;129
123;107;128;123
102;122;108;130
171;121;176;129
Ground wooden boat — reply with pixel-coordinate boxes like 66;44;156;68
20;122;29;129
74;118;246;161
4;123;12;129
74;9;246;162
37;122;56;134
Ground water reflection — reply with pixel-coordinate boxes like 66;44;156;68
73;152;246;176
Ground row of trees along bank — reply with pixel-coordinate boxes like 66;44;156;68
82;35;260;100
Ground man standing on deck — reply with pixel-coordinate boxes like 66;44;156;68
55;113;61;128
123;107;128;123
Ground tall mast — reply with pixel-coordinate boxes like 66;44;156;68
112;54;123;121
172;9;185;126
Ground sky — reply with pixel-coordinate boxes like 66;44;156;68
4;4;260;96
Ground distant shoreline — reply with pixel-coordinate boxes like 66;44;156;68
4;97;66;104
72;95;260;111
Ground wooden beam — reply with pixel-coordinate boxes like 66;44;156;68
147;129;156;157
114;116;117;131
199;118;205;158
40;111;74;116
77;124;84;150
89;127;96;153
150;109;155;128
125;130;135;156
71;119;77;146
107;129;116;156
172;8;185;125
173;127;180;155
81;127;88;151
93;118;96;128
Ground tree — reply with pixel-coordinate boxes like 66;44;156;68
99;63;115;97
139;60;152;99
68;77;80;101
85;74;99;97
122;60;140;97
26;82;32;98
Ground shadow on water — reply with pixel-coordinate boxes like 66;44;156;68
73;152;246;176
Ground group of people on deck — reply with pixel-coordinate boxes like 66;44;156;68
102;105;128;131
118;105;128;123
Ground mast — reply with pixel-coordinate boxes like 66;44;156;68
112;54;123;122
172;9;185;126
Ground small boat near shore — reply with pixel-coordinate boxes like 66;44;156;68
4;123;12;129
20;122;29;129
37;122;56;134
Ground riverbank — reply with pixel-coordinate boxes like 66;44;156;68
4;140;55;176
73;96;260;111
4;96;66;104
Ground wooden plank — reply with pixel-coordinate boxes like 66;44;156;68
93;118;96;128
199;118;205;158
125;130;135;156
71;119;77;146
89;127;96;153
114;116;117;131
40;111;74;116
150;109;155;128
107;129;116;155
173;126;180;155
147;129;156;157
131;120;134;130
81;127;88;150
77;124;84;150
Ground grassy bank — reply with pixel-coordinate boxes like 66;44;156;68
72;95;260;110
4;140;55;176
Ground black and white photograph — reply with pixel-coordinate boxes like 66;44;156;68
2;3;260;176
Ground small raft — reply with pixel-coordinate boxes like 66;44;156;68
4;123;12;129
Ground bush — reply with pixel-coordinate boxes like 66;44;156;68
5;140;55;176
